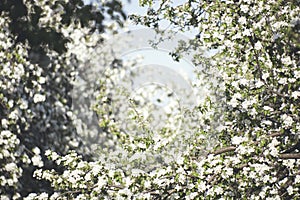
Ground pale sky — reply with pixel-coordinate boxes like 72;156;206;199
82;0;206;107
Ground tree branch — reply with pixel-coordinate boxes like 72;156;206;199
210;132;300;159
279;153;300;159
212;147;300;159
212;146;236;155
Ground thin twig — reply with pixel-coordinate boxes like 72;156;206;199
207;174;218;184
212;146;236;155
279;153;300;159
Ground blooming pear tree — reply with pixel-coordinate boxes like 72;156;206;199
1;0;300;199
31;0;300;199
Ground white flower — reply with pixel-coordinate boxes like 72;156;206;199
241;99;253;109
228;93;242;107
291;91;300;99
239;78;248;85
32;147;41;155
269;138;280;147
75;194;86;200
8;100;14;108
186;192;198;200
259;190;266;199
51;152;59;161
287;186;293;195
1;119;8;129
144;180;151;188
281;56;292;65
238;16;247;24
157;168;167;177
254;41;263;50
288;78;296;83
269;146;279;157
176;156;184;165
91;164;102;175
2;149;10;157
137;142;146;149
0;195;10;200
118;188;131;197
253;80;263;88
229;156;241;165
33;94;46;103
131;169;145;177
38;193;48;200
32;155;44;167
24;193;37;200
177;166;185;175
262;72;269;80
5;163;17;172
197;181;207;192
33;169;43;178
84;172;92;181
38;77;46;84
45;150;51;156
1;130;12;137
242;28;251;36
281;114;293;127
214;186;223;195
236;145;254;155
282;159;295;169
263;106;274;112
9;109;19;120
232;136;247;145
262;175;270;183
19;99;28;109
278;78;287;85
225;167;233;176
250;163;270;176
206;187;215;196
240;5;249;13
224;40;234;48
294;70;300;79
224;16;233;24
231;81;239;88
295;175;300;183
178;174;185;184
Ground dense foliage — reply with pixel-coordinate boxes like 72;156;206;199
0;0;125;198
1;0;300;199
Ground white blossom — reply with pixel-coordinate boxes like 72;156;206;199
238;16;247;25
287;186;294;195
242;28;252;36
33;93;46;103
281;114;293;127
38;77;46;84
295;175;300;184
231;136;247;145
4;163;17;172
254;41;263;50
240;5;249;13
32;147;41;155
291;91;300;99
278;78;288;85
32;155;44;167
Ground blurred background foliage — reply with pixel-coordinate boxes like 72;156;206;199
0;0;127;197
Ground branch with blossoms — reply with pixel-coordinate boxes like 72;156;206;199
211;132;300;159
212;146;300;159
